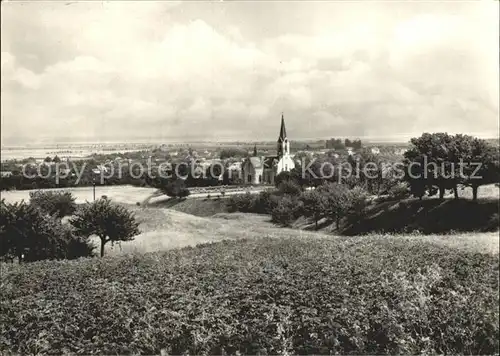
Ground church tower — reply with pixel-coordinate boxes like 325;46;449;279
277;113;290;158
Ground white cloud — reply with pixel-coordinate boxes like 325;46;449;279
1;1;498;143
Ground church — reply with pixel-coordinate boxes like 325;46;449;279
242;114;295;185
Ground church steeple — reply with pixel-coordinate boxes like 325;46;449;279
278;113;287;143
277;113;289;158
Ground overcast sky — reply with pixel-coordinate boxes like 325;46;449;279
1;1;499;144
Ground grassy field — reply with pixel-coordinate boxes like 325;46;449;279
148;196;230;217
1;185;156;205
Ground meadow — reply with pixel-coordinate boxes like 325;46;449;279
0;185;157;205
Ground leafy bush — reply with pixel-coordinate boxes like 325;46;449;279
300;190;328;229
388;182;410;199
0;237;497;354
0;199;94;262
226;192;258;213
226;190;280;215
277;180;302;196
29;190;77;219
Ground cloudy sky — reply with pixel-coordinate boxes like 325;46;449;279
1;1;498;144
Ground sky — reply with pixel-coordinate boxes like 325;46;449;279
1;1;499;144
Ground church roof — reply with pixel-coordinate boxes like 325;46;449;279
264;156;278;169
247;156;263;169
277;114;287;142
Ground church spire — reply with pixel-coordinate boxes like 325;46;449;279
277;113;289;158
278;113;287;142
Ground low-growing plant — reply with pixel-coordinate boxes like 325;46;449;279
0;199;94;262
388;181;410;199
0;237;497;355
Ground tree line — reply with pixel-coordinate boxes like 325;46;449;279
325;138;362;150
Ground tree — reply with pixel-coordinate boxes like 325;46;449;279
300;190;327;229
70;199;140;257
317;183;350;229
52;155;61;163
346;151;383;195
346;186;369;222
220;148;248;160
159;178;191;199
277;180;302;196
404;133;465;199
460;138;500;200
0;199;94;262
325;138;345;150
44;156;52;163
29;190;77;219
271;195;303;227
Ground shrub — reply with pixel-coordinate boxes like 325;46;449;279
277;180;302;196
388;181;410;199
226;193;258;213
0;199;94;262
256;189;280;214
29;190;77;219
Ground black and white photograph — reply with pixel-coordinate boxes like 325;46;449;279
1;0;499;354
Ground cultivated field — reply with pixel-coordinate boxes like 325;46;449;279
2;231;498;354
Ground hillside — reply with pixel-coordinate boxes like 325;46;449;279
147;196;230;217
341;197;499;235
102;207;327;255
101;206;499;255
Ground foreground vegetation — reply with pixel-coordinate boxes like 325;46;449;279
1;236;498;355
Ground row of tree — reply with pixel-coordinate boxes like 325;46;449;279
226;180;369;229
403;133;499;200
325;138;363;150
280;133;499;201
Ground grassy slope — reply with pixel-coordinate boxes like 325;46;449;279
103;207;326;255
341;197;499;235
149;197;230;217
101;206;499;256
